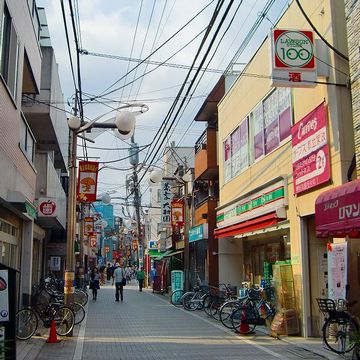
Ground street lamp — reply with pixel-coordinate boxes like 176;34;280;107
65;104;148;302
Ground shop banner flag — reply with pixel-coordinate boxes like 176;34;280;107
77;161;99;202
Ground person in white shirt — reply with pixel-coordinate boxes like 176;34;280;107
112;263;125;302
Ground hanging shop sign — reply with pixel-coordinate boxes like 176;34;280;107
189;223;208;243
84;217;94;236
49;256;61;271
132;240;138;251
149;240;158;250
171;200;184;226
77;161;99;202
38;198;57;217
216;178;287;228
292;103;330;194
160;181;173;225
270;29;316;87
327;242;347;300
90;236;97;247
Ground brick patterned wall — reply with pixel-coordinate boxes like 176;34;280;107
345;0;360;176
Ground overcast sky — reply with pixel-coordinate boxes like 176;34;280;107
37;0;290;216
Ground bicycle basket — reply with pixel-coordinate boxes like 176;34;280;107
248;288;262;300
316;298;337;314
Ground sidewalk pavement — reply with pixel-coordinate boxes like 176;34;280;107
16;282;350;360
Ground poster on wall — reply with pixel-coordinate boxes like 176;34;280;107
327;242;347;300
252;103;264;160
223;137;232;183
263;90;280;154
231;127;241;177
291;103;330;194
239;118;249;171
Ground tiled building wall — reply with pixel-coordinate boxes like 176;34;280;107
345;0;360;175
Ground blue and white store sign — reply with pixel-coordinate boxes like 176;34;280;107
189;223;208;243
149;240;158;250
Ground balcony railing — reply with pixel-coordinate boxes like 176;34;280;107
195;130;207;154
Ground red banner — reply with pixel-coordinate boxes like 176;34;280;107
171;199;184;226
77;161;99;202
291;103;330;194
84;217;94;236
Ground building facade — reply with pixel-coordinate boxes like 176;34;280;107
216;0;355;337
0;0;69;307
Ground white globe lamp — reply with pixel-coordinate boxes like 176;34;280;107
101;193;111;205
149;169;163;184
68;115;81;130
114;111;136;140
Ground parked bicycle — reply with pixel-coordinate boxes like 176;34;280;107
230;286;276;334
205;284;237;320
16;289;75;340
182;285;210;311
316;298;359;355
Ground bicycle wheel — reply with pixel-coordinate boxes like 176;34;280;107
182;292;199;311
72;302;86;325
16;308;38;340
220;300;241;329
170;289;184;307
54;306;75;336
209;297;223;321
201;293;212;312
323;314;359;354
74;289;88;306
231;305;257;334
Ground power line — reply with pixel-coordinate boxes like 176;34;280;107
295;0;348;62
79;50;243;74
136;0;233;194
86;0;216;102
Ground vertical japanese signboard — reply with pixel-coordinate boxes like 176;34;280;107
171;200;184;226
77;161;99;202
270;29;316;87
161;181;172;226
292;103;330;194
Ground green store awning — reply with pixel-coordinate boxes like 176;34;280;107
154;250;172;260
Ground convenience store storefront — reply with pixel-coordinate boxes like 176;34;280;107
215;178;290;287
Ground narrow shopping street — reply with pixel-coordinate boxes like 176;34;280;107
17;282;340;360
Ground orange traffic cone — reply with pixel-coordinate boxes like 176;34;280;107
239;308;250;334
46;320;61;343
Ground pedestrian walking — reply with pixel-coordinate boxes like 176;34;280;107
150;265;157;292
106;263;112;281
89;267;100;301
113;263;126;302
136;267;145;292
125;265;131;284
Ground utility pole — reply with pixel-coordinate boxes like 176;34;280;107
129;138;143;270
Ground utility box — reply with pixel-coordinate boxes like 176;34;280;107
0;264;17;359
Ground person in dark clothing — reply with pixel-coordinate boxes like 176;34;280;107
106;263;112;281
89;267;100;300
